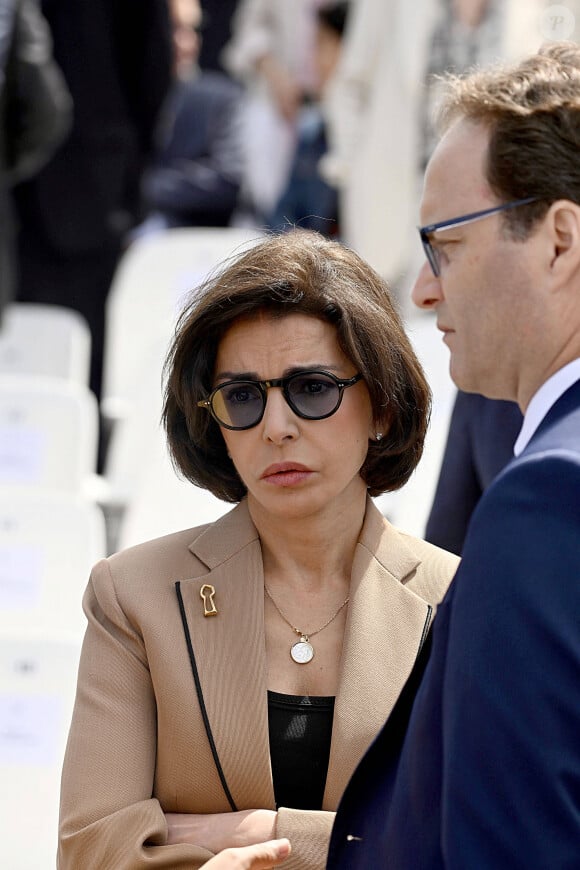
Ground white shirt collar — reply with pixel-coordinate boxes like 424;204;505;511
513;358;580;456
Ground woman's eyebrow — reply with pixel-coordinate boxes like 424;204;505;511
214;363;343;382
214;369;260;381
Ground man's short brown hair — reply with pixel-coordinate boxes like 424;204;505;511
163;229;431;502
436;41;580;237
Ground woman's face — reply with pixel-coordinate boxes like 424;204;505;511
213;312;375;523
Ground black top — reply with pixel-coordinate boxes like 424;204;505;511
267;691;335;810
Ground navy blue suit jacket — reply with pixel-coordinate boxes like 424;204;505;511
328;378;580;869
425;392;523;555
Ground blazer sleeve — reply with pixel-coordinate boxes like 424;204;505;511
439;452;580;867
274;809;335;870
58;559;215;869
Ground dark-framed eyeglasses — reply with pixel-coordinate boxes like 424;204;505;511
197;370;363;431
418;196;538;277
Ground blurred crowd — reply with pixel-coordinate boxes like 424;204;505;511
2;0;580;483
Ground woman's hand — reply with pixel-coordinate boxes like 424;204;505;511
165;809;277;853
202;838;291;869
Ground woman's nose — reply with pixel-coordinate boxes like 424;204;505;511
261;388;300;444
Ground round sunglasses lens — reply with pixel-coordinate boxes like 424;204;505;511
287;373;340;418
212;382;263;428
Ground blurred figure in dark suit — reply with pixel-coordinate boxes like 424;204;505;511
0;0;70;323
425;391;523;554
268;1;349;238
13;0;172;401
135;0;244;234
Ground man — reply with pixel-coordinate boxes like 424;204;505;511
268;1;349;237
135;0;244;234
327;42;580;868
13;0;172;402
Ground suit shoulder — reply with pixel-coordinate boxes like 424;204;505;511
101;522;212;584
464;449;580;578
487;446;580;510
84;522;217;631
194;71;242;102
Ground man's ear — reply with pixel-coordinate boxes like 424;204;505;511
548;201;580;284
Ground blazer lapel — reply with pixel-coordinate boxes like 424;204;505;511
177;502;275;811
177;499;436;813
324;499;434;808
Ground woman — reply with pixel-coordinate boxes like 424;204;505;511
58;230;459;868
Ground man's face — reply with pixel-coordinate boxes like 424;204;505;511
412;120;541;402
171;0;202;77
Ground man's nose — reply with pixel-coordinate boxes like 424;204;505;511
411;261;443;309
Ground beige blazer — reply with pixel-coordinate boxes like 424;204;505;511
58;497;458;869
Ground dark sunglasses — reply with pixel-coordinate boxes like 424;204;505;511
197;370;363;431
418;196;538;277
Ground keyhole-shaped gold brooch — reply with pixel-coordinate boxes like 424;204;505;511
200;583;218;616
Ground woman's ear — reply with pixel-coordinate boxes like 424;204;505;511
369;419;388;442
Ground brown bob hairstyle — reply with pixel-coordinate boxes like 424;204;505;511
163;229;430;502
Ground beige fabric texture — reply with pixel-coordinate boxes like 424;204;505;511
58;497;459;868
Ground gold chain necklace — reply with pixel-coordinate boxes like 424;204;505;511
264;585;350;664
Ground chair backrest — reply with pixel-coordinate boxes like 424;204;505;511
118;443;230;550
0;488;106;641
0;634;82;868
0;375;99;492
102;346;228;550
0;303;91;385
101;226;263;422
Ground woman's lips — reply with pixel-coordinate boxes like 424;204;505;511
260;462;313;487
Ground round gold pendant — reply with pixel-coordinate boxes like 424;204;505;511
291;639;314;664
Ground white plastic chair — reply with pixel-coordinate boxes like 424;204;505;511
101;347;228;550
0;302;91;385
0;634;82;869
0;487;106;641
118;443;230;550
102;226;264;423
0;375;99;492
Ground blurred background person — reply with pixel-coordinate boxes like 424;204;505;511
135;0;244;236
221;0;324;225
424;392;523;555
268;1;349;238
0;0;70;324
324;0;570;312
12;0;173;406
